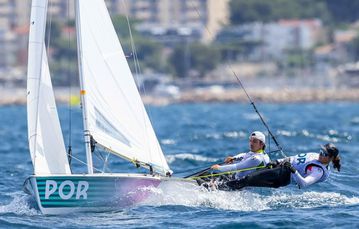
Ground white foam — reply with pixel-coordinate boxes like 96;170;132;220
302;129;310;136
265;191;359;209
166;153;217;164
142;181;269;211
351;117;359;124
0;192;39;216
161;139;176;145
141;183;359;212
243;113;260;121
315;134;339;142
205;133;221;140
277;130;295;137
223;131;246;139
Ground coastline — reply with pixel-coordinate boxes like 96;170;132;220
1;87;359;106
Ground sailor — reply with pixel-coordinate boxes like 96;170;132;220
210;131;270;180
226;143;341;190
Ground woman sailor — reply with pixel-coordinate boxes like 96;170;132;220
225;143;341;190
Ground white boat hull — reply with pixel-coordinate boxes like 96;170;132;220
24;173;165;214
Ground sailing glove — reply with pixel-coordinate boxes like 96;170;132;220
266;160;279;168
283;161;296;173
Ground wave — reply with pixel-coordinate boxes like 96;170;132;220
265;190;359;209
142;182;359;212
223;131;247;139
0;192;39;216
243;113;260;121
166;153;217;164
160;139;176;145
141;181;270;211
195;131;246;141
275;129;352;143
351;117;359;124
1;186;358;220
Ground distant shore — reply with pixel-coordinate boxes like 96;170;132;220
1;87;359;106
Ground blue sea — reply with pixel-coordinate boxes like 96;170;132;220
0;102;358;228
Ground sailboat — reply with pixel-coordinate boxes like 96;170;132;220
23;0;187;214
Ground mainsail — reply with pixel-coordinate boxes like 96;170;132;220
27;0;71;174
76;0;171;175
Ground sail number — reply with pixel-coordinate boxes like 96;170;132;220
44;180;89;200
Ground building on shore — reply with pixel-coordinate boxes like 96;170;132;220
216;19;325;61
107;0;229;44
0;0;29;69
0;0;229;70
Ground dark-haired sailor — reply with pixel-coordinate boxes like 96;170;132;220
226;143;341;190
210;131;270;180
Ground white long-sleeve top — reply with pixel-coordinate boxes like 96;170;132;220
216;150;270;179
292;165;324;188
278;153;329;189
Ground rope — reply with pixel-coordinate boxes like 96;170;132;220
46;0;53;53
102;153;111;172
189;1;286;158
120;0;166;171
68;153;103;173
231;71;287;157
93;149;111;173
185;165;266;180
66;0;73;166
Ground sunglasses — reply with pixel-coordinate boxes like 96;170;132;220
319;150;330;157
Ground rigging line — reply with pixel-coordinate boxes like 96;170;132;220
182;162;224;175
68;153;103;173
80;9;147;128
268;132;271;153
93;141;164;175
93;148;106;163
185;165;266;180
66;0;72;165
102;152;111;173
190;1;286;158
46;0;53;53
121;0;158;168
231;70;286;157
93;147;111;173
190;1;213;39
121;0;140;76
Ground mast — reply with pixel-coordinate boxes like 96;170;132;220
75;0;93;174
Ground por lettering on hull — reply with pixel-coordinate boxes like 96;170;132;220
45;180;89;200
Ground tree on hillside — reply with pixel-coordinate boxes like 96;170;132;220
44;20;78;86
112;15;168;73
191;43;221;78
285;48;314;68
122;37;167;73
349;35;359;61
325;0;359;24
112;15;140;39
170;43;220;78
229;0;329;24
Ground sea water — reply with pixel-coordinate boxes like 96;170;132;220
0;103;358;228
